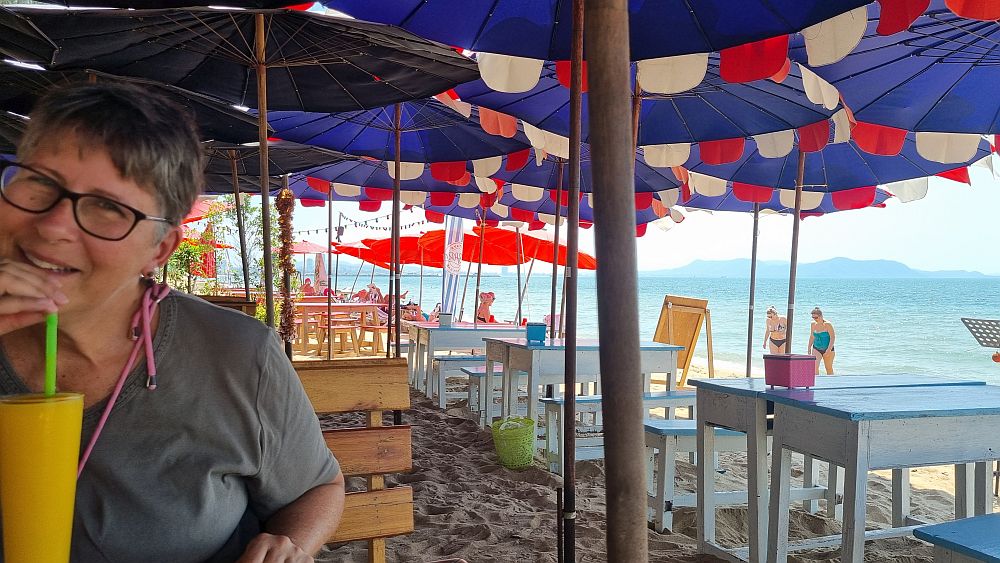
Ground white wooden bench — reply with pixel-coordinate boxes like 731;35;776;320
644;419;747;533
427;354;486;409
540;391;698;475
460;365;505;427
913;513;1000;562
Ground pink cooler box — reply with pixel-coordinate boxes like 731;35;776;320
763;354;816;388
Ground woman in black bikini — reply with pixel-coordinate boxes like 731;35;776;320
763;305;787;354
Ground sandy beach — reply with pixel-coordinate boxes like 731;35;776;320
318;359;998;562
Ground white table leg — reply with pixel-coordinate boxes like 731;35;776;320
526;355;542;425
414;335;427;392
696;394;717;554
747;397;768;563
487;353;500;427
891;467;910;527
840;423;871;563
765;438;792;563
956;463;975;519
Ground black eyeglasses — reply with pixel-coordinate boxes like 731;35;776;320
0;161;173;241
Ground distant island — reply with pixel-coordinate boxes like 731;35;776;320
640;258;995;279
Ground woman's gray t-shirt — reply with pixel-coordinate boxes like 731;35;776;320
0;291;340;562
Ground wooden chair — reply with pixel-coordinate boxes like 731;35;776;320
293;358;413;563
314;313;361;356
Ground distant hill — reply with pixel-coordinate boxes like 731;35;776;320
642;258;995;279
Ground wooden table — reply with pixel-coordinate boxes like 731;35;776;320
405;321;523;396
691;375;988;563
913;513;1000;562
766;384;1000;563
295;303;381;354
484;338;682;429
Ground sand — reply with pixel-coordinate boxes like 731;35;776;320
317;358;999;562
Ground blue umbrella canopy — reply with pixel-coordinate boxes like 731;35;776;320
789;0;1000;134
325;0;872;61
267;98;531;162
0;7;481;113
678;131;992;191
455;58;839;145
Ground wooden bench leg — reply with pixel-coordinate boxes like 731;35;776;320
826;462;842;520
545;403;562;474
803;454;820;514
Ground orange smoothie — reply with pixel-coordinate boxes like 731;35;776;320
0;393;83;563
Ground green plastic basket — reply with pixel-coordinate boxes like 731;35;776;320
491;416;535;469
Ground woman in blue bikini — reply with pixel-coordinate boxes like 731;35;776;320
808;307;836;375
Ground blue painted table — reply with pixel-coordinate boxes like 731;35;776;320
766;384;1000;563
689;375;988;563
483;338;683;428
913;513;1000;563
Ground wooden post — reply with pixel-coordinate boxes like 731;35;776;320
473;215;487;327
392;103;403;358
326;189;334;360
584;0;647;560
229;150;251;302
785;152;807;350
515;226;524;323
746;202;760;377
254;13;275;328
562;1;584;559
549;160;565;334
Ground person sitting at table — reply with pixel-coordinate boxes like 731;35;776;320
0;83;344;561
808;306;836;375
477;291;496;323
301;277;317;296
427;302;441;322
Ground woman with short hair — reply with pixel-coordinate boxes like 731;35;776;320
808;307;836;375
0;82;344;562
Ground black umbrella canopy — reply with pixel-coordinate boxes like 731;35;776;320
0;8;481;112
0;112;26;154
203;140;355;177
0;66;264;144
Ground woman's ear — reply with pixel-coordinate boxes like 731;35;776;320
149;226;182;273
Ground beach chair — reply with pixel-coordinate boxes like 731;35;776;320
294;358;413;563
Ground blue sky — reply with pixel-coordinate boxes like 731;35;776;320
291;160;1000;276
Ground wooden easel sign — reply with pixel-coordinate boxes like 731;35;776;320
652;295;714;387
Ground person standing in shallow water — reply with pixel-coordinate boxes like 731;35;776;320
808;307;836;375
762;305;787;354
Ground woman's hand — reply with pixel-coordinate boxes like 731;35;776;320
235;533;312;563
0;260;68;336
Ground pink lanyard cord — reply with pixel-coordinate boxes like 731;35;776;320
77;282;170;477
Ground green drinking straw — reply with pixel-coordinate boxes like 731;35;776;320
44;312;57;396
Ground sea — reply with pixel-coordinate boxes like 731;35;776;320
373;272;1000;385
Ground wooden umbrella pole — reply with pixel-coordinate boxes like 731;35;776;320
786;152;807;351
392;103;403;358
746;202;760;377
254;14;275;328
419;248;424;313
326;187;333;360
458;260;473;322
228;150;251;301
350;260;364;294
550;160;565;335
473;215;487;327
333;213;341;297
520;257;536;311
515;226;524;324
562;0;584;558
585;0;647;560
